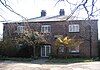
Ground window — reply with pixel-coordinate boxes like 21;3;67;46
41;45;51;57
69;24;79;32
59;45;64;53
41;25;51;33
69;46;79;53
59;46;64;53
17;26;25;34
16;44;23;50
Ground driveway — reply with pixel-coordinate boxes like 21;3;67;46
0;59;100;70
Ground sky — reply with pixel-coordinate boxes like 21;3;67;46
0;0;100;39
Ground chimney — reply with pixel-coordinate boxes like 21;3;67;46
41;10;46;17
59;9;65;16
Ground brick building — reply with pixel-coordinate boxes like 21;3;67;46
3;9;98;58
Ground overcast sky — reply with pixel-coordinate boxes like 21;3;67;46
0;0;100;39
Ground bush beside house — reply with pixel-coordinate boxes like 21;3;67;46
52;36;82;58
0;30;46;58
98;40;100;57
0;38;17;57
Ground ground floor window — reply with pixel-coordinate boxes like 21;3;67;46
59;45;64;53
69;46;79;53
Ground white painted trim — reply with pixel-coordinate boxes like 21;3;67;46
41;25;51;33
69;24;79;32
41;46;42;57
45;46;46;57
41;45;51;57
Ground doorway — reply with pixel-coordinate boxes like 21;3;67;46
41;45;51;57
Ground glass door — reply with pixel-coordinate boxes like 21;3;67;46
41;45;51;57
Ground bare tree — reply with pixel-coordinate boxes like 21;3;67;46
0;0;26;22
55;0;100;19
0;0;100;21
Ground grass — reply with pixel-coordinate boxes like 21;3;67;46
48;58;99;63
0;56;99;63
0;57;33;62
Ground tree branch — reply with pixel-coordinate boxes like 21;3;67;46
66;0;77;5
0;0;26;20
0;14;8;22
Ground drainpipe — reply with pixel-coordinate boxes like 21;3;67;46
89;25;92;58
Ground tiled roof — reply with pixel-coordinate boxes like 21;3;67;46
4;15;87;23
27;15;85;22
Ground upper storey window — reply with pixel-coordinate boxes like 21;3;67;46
41;25;51;33
17;26;25;34
69;24;79;32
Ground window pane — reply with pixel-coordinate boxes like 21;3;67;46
69;46;79;53
17;26;25;33
41;27;43;33
41;25;51;33
48;27;51;33
46;46;50;56
59;46;64;53
69;24;79;32
73;26;75;32
75;25;79;32
69;25;73;32
45;27;48;33
41;46;45;56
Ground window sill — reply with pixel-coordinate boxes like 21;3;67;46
69;52;79;54
69;32;80;33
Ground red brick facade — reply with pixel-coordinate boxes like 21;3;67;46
3;20;98;57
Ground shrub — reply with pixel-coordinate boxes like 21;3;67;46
16;44;33;57
98;40;100;57
0;39;17;57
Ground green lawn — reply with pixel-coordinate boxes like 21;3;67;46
48;58;100;63
0;57;33;61
0;57;99;63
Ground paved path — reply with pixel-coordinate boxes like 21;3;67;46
0;60;100;70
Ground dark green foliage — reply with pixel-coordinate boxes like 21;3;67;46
0;39;17;57
48;58;97;63
98;40;100;57
0;31;46;58
0;39;40;58
0;39;21;57
16;44;33;57
97;40;100;46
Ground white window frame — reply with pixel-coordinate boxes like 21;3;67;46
69;24;79;32
41;25;51;33
69;46;79;53
41;45;51;57
59;46;64;53
17;26;25;34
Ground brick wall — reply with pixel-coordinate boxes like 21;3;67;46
3;20;98;57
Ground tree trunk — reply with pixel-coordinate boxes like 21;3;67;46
65;47;68;58
57;48;59;57
33;46;35;58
